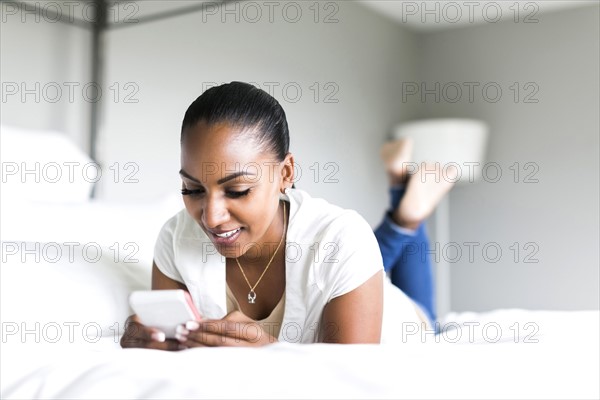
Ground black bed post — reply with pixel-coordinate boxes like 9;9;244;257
89;0;107;198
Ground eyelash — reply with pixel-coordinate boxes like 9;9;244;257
180;188;203;197
181;188;251;199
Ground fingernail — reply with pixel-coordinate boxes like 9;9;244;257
175;333;187;342
186;320;199;330
176;325;189;335
151;331;166;342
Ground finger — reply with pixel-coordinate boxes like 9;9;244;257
122;330;181;351
188;323;270;346
183;331;251;347
177;337;205;348
181;309;252;333
185;320;199;330
121;323;160;344
120;316;167;348
199;319;270;340
195;319;242;337
146;338;184;351
120;322;149;348
187;311;250;330
222;310;254;323
174;325;190;344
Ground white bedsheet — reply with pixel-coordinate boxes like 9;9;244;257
2;310;598;399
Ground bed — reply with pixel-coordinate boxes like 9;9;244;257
1;126;598;399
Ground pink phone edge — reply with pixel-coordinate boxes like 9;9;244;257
183;290;203;321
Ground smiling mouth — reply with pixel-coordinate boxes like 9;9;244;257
214;228;241;238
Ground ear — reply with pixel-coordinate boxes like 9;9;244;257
280;153;295;192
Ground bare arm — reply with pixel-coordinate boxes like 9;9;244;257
151;261;188;291
319;270;383;344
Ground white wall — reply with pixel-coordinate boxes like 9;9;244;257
418;4;600;311
0;1;91;151
2;1;598;313
99;1;420;226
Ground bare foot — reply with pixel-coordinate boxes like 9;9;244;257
393;163;459;229
381;137;414;185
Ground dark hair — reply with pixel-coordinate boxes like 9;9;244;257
181;81;290;161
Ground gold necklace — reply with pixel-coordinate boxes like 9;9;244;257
235;200;287;304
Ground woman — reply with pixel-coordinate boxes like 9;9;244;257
121;82;448;348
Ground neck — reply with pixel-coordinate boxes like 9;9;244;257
238;200;287;266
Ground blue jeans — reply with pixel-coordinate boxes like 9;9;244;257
374;187;436;324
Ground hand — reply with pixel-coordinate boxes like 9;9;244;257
175;311;278;347
120;314;182;351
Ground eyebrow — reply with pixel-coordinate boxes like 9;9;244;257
179;169;256;185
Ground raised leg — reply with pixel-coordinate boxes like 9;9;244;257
375;139;458;324
374;187;436;323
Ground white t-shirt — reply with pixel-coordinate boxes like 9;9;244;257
153;188;422;343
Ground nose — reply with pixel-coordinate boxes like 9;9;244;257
201;195;229;229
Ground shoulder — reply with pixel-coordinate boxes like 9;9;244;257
288;189;383;272
158;208;206;241
155;208;210;260
286;189;382;298
286;189;374;243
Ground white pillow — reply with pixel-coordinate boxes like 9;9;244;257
0;241;151;347
0;193;184;267
1;125;95;203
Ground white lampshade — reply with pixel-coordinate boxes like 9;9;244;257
393;118;489;184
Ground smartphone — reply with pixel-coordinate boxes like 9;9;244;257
129;289;202;339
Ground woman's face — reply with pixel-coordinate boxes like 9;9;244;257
180;121;293;259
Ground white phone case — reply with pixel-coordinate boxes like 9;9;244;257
129;290;202;338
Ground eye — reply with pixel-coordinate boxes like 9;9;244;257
226;189;251;199
181;188;205;198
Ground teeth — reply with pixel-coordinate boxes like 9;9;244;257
215;229;240;238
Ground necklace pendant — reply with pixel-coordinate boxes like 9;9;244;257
248;290;257;304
